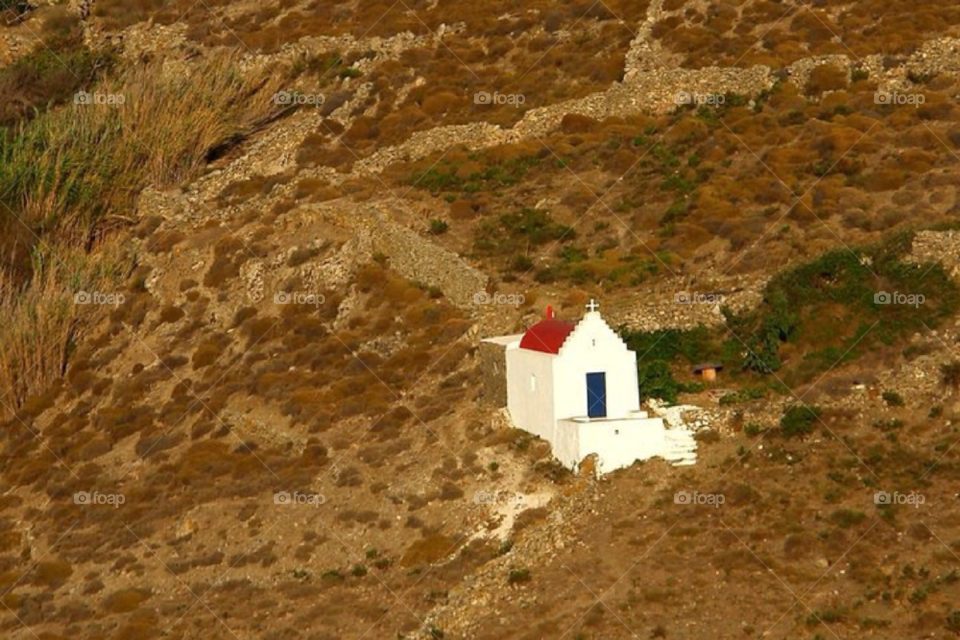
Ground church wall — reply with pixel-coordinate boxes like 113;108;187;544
505;346;555;442
500;307;682;476
553;315;641;420
550;419;582;469
576;418;668;474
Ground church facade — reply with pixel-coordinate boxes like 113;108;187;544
483;302;696;475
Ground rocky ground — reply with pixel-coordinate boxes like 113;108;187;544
1;1;960;639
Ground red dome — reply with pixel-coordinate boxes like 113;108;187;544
519;319;575;354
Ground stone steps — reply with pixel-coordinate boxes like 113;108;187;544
662;429;698;466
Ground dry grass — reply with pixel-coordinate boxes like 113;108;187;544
0;52;283;246
400;533;459;568
0;53;283;417
92;0;220;31
387;72;960;284
0;12;112;129
0;241;129;416
656;0;960;68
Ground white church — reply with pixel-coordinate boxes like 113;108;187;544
482;301;696;475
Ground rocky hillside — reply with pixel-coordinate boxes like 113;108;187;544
0;1;959;639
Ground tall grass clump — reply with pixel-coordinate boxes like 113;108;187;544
0;52;283;247
0;242;127;412
0;52;284;414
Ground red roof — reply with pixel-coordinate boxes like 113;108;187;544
519;318;575;354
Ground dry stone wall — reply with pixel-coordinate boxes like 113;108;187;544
121;0;960;328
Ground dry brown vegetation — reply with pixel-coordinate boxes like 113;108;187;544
654;0;960;68
1;1;960;638
0;46;286;418
381;71;960;284
0;219;525;637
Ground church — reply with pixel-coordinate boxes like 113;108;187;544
482;301;696;475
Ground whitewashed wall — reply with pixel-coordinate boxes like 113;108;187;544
552;312;640;421
502;311;683;475
505;342;556;442
576;418;668;474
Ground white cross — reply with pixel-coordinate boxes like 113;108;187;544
586;299;599;312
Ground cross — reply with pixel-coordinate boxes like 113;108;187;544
586;299;599;312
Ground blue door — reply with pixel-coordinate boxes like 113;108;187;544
586;372;607;418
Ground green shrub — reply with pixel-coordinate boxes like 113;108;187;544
723;236;960;384
779;406;821;438
872;418;904;431
508;568;531;585
429;219;449;234
941;362;960;388
498;208;572;245
829;509;866;529
881;390;904;407
509;255;533;272
637;361;682;404
744;423;763;437
720;387;766;405
620;326;718;363
0;29;115;128
947;611;960;633
620;326;722;403
411;156;540;195
909;587;928;604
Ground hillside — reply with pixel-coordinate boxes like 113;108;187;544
0;1;958;639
